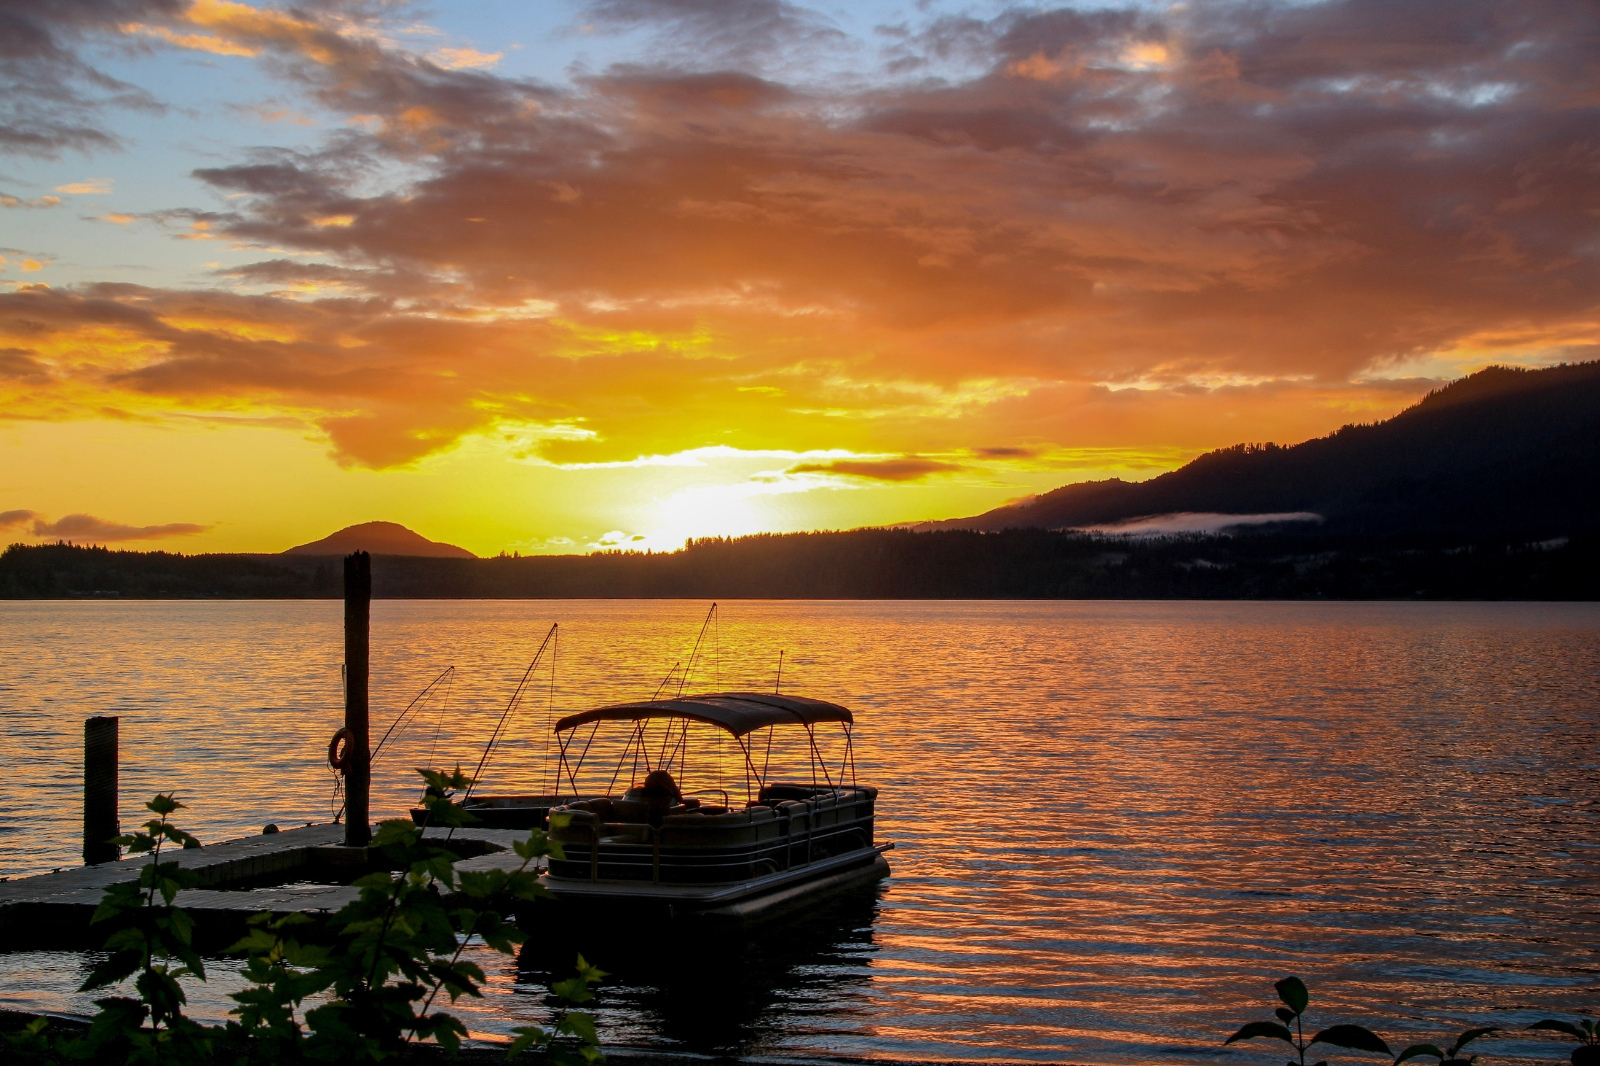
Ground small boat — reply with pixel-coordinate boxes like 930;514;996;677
535;692;890;921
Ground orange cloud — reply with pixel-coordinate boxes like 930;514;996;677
54;178;113;194
2;194;63;209
790;458;967;482
2;0;1597;517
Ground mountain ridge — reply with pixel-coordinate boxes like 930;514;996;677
921;362;1600;538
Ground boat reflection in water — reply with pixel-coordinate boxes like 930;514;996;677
515;882;883;1055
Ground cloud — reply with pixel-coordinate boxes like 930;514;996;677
574;0;848;67
1;193;63;209
54;178;113;194
790;457;966;482
0;509;38;529
0;0;172;157
29;512;210;541
0;347;51;382
2;0;1598;486
428;47;501;71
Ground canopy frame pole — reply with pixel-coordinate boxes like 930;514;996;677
606;724;641;795
805;724;835;790
843;722;857;788
570;720;603;787
557;731;581;798
663;717;689;779
734;735;761;804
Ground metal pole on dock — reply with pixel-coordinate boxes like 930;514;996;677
83;716;119;865
344;551;372;847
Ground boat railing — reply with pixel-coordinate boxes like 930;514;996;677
548;784;877;885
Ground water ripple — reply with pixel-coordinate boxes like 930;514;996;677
0;600;1596;1063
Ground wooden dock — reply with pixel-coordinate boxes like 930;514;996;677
0;822;541;951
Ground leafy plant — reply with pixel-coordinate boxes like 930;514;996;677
1393;1026;1500;1065
1526;1016;1600;1066
1226;977;1392;1066
224;766;604;1063
221;912;335;1065
61;793;211;1065
508;955;608;1066
6;775;607;1065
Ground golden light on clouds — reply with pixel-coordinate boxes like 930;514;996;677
1;0;1597;552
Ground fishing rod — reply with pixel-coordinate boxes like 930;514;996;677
652;661;682;700
462;623;558;805
374;665;456;763
332;665;456;823
677;602;718;697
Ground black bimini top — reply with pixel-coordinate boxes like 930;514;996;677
554;692;852;738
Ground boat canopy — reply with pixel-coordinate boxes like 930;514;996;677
554;692;852;738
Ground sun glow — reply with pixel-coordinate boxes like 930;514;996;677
2;0;1586;553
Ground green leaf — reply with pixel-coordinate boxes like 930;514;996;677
1394;1043;1446;1064
1226;1022;1296;1046
371;819;420;848
1447;1027;1500;1057
1276;977;1310;1018
1528;1020;1588;1042
562;1011;599;1045
146;794;182;816
1311;1025;1391;1056
508;1025;553;1056
79;950;142;992
1277;1007;1296;1023
552;976;593;1003
575;954;608;984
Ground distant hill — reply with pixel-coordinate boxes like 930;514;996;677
283;521;476;559
923;362;1600;538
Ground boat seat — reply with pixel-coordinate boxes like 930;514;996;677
607;798;652;823
599;823;650;844
566;798;615;820
760;784;817;802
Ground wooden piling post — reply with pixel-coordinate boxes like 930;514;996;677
344;551;371;847
83;716;119;865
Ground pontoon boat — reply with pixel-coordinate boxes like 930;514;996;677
539;692;889;920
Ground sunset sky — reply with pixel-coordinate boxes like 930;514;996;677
2;0;1597;555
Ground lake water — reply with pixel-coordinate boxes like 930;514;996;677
1;600;1597;1064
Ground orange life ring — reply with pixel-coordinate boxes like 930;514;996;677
328;727;355;773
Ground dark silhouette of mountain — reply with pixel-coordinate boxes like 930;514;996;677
283;520;476;558
922;362;1600;538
